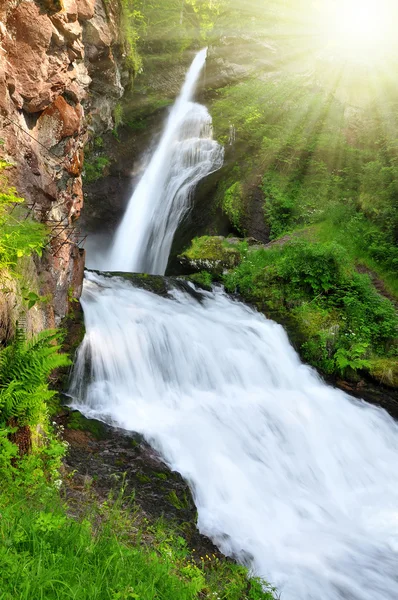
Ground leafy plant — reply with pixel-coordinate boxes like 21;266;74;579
223;181;244;232
0;329;71;426
221;237;398;378
0;163;47;274
83;155;111;183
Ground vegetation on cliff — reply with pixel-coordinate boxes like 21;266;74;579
183;234;397;385
0;162;47;277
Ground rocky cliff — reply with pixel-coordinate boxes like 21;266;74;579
0;0;129;334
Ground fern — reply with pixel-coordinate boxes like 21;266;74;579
0;329;71;426
334;343;371;375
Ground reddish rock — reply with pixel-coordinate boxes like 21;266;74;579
66;147;84;176
68;39;85;61
37;96;81;147
84;13;113;47
0;0;126;330
51;23;66;47
51;13;82;42
62;0;78;21
76;0;96;21
4;2;57;112
70;177;84;219
0;56;8;115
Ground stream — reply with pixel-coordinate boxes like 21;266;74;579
69;50;398;599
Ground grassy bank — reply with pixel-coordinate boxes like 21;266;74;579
0;479;277;600
182;235;397;386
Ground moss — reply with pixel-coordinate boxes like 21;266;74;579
67;411;108;440
179;236;241;276
167;490;190;511
83;156;111;184
136;472;151;484
93;136;104;149
184;271;213;290
153;472;168;481
369;358;398;388
107;272;170;296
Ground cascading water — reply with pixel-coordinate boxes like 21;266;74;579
70;272;398;600
106;48;224;275
70;50;398;600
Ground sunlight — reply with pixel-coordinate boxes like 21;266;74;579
320;0;395;62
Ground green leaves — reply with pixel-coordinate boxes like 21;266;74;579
0;163;47;273
223;237;397;378
335;344;371;375
0;329;71;426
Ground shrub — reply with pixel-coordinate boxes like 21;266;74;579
224;238;398;377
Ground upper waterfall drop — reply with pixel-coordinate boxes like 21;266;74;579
106;48;224;275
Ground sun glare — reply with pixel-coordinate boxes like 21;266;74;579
320;0;395;63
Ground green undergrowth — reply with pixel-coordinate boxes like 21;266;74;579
0;478;277;600
83;154;111;184
183;236;241;262
222;182;245;233
210;74;398;298
315;204;398;298
184;236;398;381
0;162;47;276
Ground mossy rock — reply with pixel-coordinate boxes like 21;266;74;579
369;358;398;389
178;236;241;276
99;272;169;296
182;271;213;291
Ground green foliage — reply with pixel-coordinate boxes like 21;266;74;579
187;271;213;289
368;358;398;388
133;0;225;52
224;239;398;377
93;136;104;149
317;203;398;294
262;172;296;239
119;0;144;74
113;102;124;135
0;481;277;600
83;155;111;184
0;329;71;426
359;161;398;238
0;163;47;274
222;182;244;232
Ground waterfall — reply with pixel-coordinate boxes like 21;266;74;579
70;51;398;600
70;272;398;600
106;48;224;275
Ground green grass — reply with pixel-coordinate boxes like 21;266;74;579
220;236;398;380
0;484;276;600
314;206;398;298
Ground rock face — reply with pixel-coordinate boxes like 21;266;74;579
0;0;128;332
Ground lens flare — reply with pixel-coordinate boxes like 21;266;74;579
319;0;395;63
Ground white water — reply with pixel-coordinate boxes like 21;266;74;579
106;48;224;275
70;51;398;599
70;272;398;600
